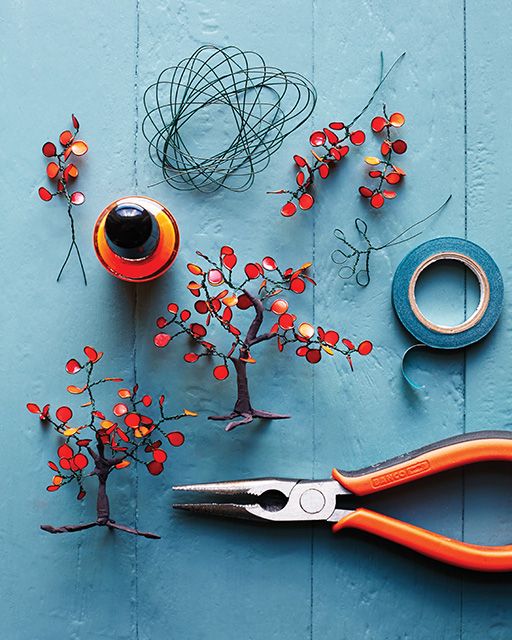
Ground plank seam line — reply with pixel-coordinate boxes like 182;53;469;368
460;1;467;638
310;0;317;638
133;1;141;639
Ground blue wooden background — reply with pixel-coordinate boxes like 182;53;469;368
2;1;512;638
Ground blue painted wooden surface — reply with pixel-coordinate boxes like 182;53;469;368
2;1;512;638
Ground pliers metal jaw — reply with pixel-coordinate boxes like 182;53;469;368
173;478;351;523
174;431;512;572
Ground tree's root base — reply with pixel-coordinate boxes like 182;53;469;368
208;409;291;432
40;520;160;539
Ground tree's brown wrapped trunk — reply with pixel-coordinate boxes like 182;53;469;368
208;290;290;431
96;473;110;524
40;447;160;539
233;358;252;414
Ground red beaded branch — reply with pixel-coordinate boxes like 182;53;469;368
27;346;196;539
38;114;88;284
268;124;365;216
154;246;372;431
268;53;406;217
359;108;407;209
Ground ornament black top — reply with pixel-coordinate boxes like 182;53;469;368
105;203;160;259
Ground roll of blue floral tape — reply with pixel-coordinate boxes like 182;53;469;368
392;237;504;387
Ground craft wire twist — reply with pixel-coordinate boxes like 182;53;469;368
331;196;452;287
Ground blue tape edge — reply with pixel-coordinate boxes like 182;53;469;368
392;237;504;350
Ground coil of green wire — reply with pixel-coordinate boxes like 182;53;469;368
142;45;317;193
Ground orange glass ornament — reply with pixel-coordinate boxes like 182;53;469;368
93;196;180;282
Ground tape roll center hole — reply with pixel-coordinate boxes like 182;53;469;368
414;259;481;328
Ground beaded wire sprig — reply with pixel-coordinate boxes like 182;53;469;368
359;107;407;209
38;115;88;285
331;196;452;286
268;53;406;217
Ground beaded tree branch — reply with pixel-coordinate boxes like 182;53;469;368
331;196;452;287
154;247;372;431
359;108;407;209
142;45;317;193
27;346;196;539
269;53;405;217
38;115;88;284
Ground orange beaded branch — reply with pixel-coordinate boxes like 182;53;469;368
268;53;405;217
359;108;407;209
38;114;89;284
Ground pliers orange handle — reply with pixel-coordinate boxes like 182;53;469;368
174;431;512;572
332;430;512;571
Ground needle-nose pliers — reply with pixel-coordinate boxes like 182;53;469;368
173;431;512;572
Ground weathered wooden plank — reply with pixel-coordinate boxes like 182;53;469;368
2;1;511;638
134;1;315;638
0;1;139;637
312;1;466;637
463;1;512;637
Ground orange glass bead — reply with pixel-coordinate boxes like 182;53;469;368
93;196;180;282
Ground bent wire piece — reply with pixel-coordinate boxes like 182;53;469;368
332;195;452;287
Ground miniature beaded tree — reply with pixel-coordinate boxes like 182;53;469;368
154;247;372;431
27;346;196;539
268;54;405;216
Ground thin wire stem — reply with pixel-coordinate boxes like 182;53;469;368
346;52;406;129
56;201;87;285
